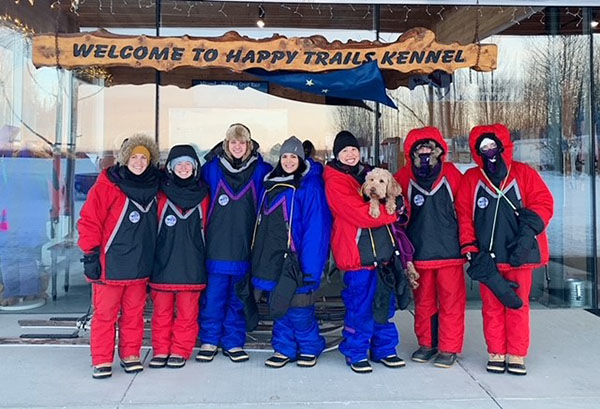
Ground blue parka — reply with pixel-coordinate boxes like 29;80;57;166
251;160;332;294
201;142;272;276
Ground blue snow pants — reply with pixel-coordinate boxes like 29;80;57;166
272;305;325;359
339;268;399;364
199;273;246;350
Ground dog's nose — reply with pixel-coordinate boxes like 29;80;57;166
369;187;376;194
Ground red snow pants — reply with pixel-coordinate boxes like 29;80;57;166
413;265;466;354
151;290;201;359
480;267;533;357
91;281;147;366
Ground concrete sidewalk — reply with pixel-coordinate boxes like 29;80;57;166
0;309;598;409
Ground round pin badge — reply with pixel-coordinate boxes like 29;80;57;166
218;194;230;206
165;215;177;227
477;197;489;209
413;194;425;207
129;211;141;223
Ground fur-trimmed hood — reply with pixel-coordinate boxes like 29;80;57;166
117;134;160;166
403;126;448;164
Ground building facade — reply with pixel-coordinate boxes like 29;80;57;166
0;1;598;312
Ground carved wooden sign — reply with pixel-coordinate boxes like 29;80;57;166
33;28;496;73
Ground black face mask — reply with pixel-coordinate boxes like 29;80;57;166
415;153;432;177
481;147;500;173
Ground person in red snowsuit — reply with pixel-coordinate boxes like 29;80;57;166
324;130;407;374
455;124;553;376
149;145;210;369
394;127;466;368
78;135;160;379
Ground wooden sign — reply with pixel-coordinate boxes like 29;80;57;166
33;28;496;74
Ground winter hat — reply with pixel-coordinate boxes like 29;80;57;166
333;130;359;159
479;137;497;151
303;140;315;158
280;136;305;160
223;123;253;161
117;134;159;166
166;144;199;174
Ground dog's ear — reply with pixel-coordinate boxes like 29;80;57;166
387;177;403;197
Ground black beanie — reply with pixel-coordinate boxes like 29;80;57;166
333;130;360;159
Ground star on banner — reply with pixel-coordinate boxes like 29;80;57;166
305;79;314;86
321;89;329;93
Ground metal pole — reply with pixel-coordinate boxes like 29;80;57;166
585;8;598;309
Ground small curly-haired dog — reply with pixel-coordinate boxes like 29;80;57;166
361;168;403;218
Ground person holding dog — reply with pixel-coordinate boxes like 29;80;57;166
324;130;406;374
251;136;331;368
148;145;209;369
394;126;466;368
196;124;272;363
78;134;160;379
455;124;553;375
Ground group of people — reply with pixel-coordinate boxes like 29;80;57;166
77;122;553;380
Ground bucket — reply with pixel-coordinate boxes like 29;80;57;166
565;278;587;308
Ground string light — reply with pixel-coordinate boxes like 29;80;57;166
0;14;36;36
172;0;182;12
565;7;584;27
218;2;227;17
293;4;303;18
387;5;393;15
349;4;356;12
403;5;411;23
74;66;113;86
510;7;521;26
186;1;194;17
437;6;445;21
280;4;291;12
362;5;370;20
329;5;333;20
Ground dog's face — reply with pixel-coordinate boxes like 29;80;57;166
362;168;401;199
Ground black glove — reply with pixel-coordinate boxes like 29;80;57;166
81;248;101;280
234;273;258;332
269;252;304;320
467;251;523;309
508;208;545;267
466;251;496;282
482;273;523;310
373;263;396;324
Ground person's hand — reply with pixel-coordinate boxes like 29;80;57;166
81;248;101;280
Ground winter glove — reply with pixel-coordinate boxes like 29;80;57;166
482;272;523;310
467;251;523;309
81;248;101;280
508;208;545;267
234;274;258;332
466;251;497;282
269;252;304;320
373;263;396;324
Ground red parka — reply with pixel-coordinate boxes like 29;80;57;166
394;127;464;269
78;169;157;285
324;164;397;271
455;124;554;271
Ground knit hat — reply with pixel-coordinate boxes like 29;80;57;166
280;136;305;160
223;123;253;161
333;130;360;159
131;145;150;160
117;134;159;166
302;140;315;158
166;145;199;173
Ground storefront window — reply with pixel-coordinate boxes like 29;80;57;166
0;2;598;313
